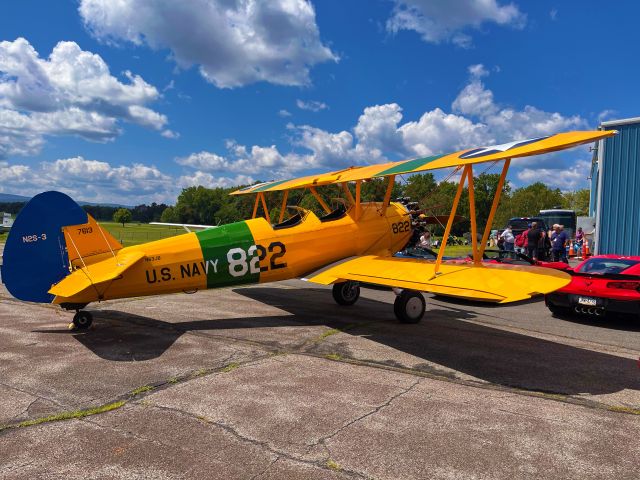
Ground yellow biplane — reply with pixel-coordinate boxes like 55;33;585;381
1;130;614;329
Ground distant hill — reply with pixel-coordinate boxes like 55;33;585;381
0;192;131;208
0;193;30;203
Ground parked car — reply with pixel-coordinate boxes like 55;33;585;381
545;255;640;319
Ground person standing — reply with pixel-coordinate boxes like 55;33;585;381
574;226;584;252
500;226;515;252
515;224;529;254
551;224;569;263
526;222;542;261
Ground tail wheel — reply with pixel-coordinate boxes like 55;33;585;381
72;311;93;330
332;281;360;306
394;290;425;324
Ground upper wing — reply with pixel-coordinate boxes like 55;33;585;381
304;255;571;303
231;130;615;195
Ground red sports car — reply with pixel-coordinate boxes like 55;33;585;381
545;255;640;319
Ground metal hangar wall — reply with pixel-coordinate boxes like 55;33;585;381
592;117;640;255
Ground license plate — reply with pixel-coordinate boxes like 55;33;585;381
578;296;597;306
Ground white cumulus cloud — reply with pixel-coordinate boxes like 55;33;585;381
175;64;587;186
79;0;337;88
452;64;585;140
296;99;328;112
0;157;178;204
387;0;526;47
0;38;170;158
178;172;256;190
517;159;591;191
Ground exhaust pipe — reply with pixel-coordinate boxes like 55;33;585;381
573;306;604;316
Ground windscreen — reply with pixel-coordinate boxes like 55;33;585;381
544;213;575;224
508;219;532;230
577;258;640;275
508;218;542;231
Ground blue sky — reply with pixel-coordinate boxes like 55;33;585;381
0;0;637;204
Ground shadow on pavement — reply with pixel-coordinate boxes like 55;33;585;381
549;310;640;332
35;286;640;397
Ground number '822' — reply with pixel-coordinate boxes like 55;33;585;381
227;242;287;277
391;221;410;234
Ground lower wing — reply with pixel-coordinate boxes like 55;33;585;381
304;255;570;303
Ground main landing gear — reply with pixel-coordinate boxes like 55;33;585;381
393;289;425;324
70;310;93;331
331;281;426;324
332;281;361;305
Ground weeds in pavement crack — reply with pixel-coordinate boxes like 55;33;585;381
0;400;126;433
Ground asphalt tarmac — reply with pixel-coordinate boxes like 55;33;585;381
0;279;639;479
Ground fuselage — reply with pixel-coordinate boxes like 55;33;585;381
52;202;411;305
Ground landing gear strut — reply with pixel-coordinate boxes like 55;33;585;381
71;310;93;330
393;290;425;324
332;281;360;306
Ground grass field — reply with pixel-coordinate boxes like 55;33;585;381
0;223;185;248
99;221;186;247
441;244;475;257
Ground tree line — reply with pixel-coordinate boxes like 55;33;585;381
0;201;169;223
1;175;590;234
159;174;590;235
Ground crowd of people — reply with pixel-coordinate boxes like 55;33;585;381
498;223;584;263
402;201;585;265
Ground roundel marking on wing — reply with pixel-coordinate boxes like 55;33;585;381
459;136;551;160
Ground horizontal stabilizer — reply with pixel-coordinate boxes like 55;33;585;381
49;250;145;300
305;256;571;303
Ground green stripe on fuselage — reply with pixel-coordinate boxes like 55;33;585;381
195;221;258;289
375;154;444;177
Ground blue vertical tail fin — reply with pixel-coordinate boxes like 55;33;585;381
1;192;89;303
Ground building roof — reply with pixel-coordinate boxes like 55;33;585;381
600;116;640;128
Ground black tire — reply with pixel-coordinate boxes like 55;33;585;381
73;311;93;330
394;290;425;324
332;281;360;306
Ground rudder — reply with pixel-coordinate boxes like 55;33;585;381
1;191;121;303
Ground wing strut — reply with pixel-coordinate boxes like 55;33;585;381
467;165;479;264
381;175;396;215
279;190;289;223
310;187;331;213
355;180;362;220
479;159;511;258
432;166;466;277
252;193;260;218
259;193;271;223
252;192;272;223
342;183;355;206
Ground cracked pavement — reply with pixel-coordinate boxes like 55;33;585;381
1;280;639;479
